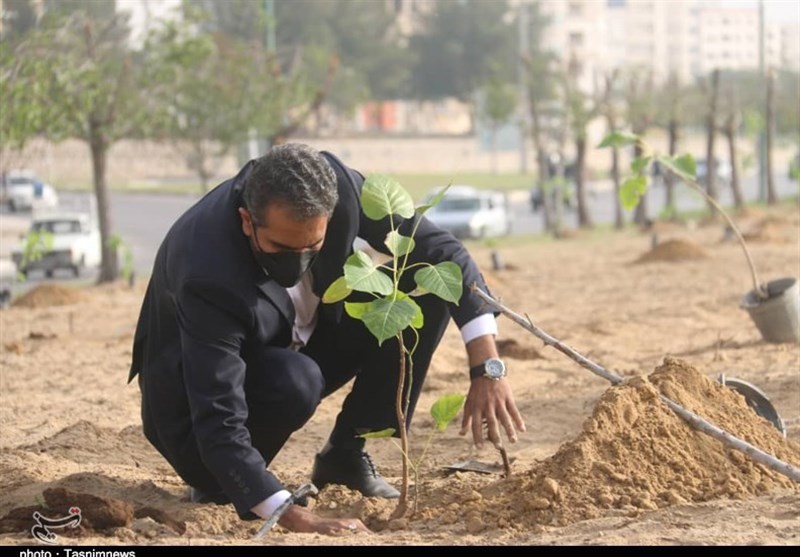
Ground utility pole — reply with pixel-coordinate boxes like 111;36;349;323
517;2;530;174
757;0;766;202
250;0;276;159
264;0;275;52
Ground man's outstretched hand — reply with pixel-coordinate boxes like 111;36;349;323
278;505;371;535
461;335;526;449
461;377;526;449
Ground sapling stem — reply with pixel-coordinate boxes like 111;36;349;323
677;174;767;299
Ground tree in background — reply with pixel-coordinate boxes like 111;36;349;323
0;0;38;42
279;0;411;115
520;1;559;231
409;0;515;133
773;70;799;143
478;78;517;175
653;74;686;218
599;70;625;229
561;70;596;229
189;0;410;131
721;87;746;210
704;69;721;215
765;67;777;204
147;4;337;191
9;7;151;283
0;37;54;175
623;68;656;225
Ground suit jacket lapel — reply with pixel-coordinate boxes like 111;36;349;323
257;276;295;326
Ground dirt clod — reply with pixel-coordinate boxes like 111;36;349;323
44;488;133;530
12;284;88;309
634;239;710;263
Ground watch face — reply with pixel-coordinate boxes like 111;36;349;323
485;358;506;378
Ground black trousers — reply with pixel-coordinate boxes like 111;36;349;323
169;289;452;496
246;289;452;467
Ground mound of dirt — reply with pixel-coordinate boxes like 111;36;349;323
743;221;790;243
634;239;710;263
311;357;800;534
11;284;89;309
445;357;800;529
21;421;154;467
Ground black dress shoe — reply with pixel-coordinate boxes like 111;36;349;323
311;449;400;498
188;486;231;505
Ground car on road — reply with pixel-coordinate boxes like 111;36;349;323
11;212;102;278
695;158;732;187
422;185;513;240
2;170;59;212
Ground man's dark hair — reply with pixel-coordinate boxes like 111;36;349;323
243;143;338;225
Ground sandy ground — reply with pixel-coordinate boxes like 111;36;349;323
1;202;799;546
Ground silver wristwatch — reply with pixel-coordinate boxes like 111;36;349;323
469;357;507;380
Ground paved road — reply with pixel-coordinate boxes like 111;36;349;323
510;173;798;236
2;172;797;295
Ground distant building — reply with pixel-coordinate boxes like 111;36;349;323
514;0;799;90
116;0;181;49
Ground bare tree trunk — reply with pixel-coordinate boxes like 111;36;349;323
575;136;592;228
705;69;720;213
626;71;654;226
552;148;565;238
537;149;554;231
603;74;624;229
611;146;623;229
195;141;211;193
529;97;554;231
89;119;117;284
633;134;648;225
665;118;679;214
766;68;777;205
724;110;745;210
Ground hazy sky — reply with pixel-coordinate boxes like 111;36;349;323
717;0;800;23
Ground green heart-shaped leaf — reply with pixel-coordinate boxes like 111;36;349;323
361;295;419;345
631;156;652;175
658;154;696;182
322;276;351;304
414;262;462;304
358;428;396;439
620;175;647;211
344;250;394;295
361;174;415;220
344;300;373;320
385;230;415;258
431;394;466;432
416;183;452;215
597;131;639;149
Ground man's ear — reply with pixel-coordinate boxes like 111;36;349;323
238;207;253;237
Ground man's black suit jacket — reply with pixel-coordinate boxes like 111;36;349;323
127;151;493;517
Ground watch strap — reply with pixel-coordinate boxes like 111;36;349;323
469;362;486;380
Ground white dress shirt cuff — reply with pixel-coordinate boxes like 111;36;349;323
460;313;498;345
250;489;292;520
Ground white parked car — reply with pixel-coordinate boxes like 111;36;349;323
11;212;102;278
695;158;732;187
423;185;513;240
3;170;59;212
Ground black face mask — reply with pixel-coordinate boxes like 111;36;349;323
253;248;319;288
